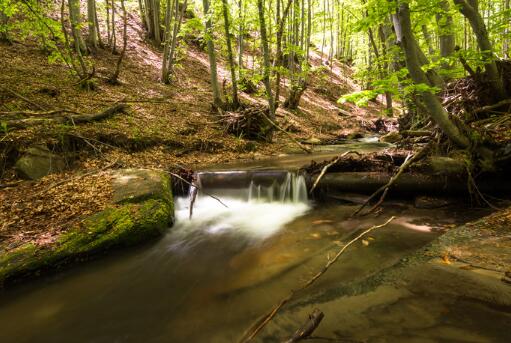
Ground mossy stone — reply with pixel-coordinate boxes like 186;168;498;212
0;170;174;287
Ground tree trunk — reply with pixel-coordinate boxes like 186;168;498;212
0;7;9;43
257;0;276;122
202;0;223;108
394;2;470;148
221;0;239;107
274;0;294;107
436;0;455;69
453;0;507;99
87;0;98;50
109;0;128;83
68;0;87;54
161;0;174;82
504;0;510;58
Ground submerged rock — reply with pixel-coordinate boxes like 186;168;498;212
15;145;66;180
414;195;453;209
0;169;174;287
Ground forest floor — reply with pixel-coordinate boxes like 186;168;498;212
0;13;390;251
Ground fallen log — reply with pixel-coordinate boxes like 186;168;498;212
315;172;511;196
2;103;129;129
283;309;324;343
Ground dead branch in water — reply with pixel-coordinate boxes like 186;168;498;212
283;308;324;343
353;144;430;216
164;171;229;211
309;151;361;194
238;216;395;343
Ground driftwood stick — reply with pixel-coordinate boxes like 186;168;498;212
309;151;361;194
238;217;395;343
283;309;324;343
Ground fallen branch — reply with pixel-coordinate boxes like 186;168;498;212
238;216;395;343
2;103;128;129
474;98;511;114
309;151;361;194
0;86;47;110
283;309;324;343
353;145;430;216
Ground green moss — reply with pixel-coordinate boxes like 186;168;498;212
0;197;174;286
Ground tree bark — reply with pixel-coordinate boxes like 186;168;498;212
221;0;239;107
68;0;87;54
394;2;470;148
453;0;507;99
436;0;455;68
87;0;99;50
202;0;223;108
257;0;276;123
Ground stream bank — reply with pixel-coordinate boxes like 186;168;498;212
260;208;511;342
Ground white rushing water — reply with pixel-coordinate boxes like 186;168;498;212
174;171;310;240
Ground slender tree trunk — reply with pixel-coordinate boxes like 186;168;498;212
109;0;128;83
394;2;470;148
421;25;435;56
202;0;223;108
111;0;117;53
504;0;510;58
93;0;104;48
453;0;507;99
274;0;293;107
161;0;174;82
436;0;455;69
257;0;276;121
0;8;9;43
68;0;87;54
152;0;162;46
221;0;239;107
167;0;187;76
105;0;111;44
87;0;98;50
237;0;244;69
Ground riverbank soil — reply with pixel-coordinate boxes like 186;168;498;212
261;207;511;342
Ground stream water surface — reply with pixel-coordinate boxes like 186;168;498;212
0;145;507;342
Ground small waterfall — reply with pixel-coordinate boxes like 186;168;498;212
191;170;308;204
177;170;310;239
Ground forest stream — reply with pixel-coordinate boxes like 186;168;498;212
0;145;507;343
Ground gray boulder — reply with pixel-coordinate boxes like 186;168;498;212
15;146;66;180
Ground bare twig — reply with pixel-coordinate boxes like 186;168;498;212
238;217;395;343
165;171;229;209
353;145;430;216
310;151;361;194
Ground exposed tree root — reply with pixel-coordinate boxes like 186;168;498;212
238;217;395;343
